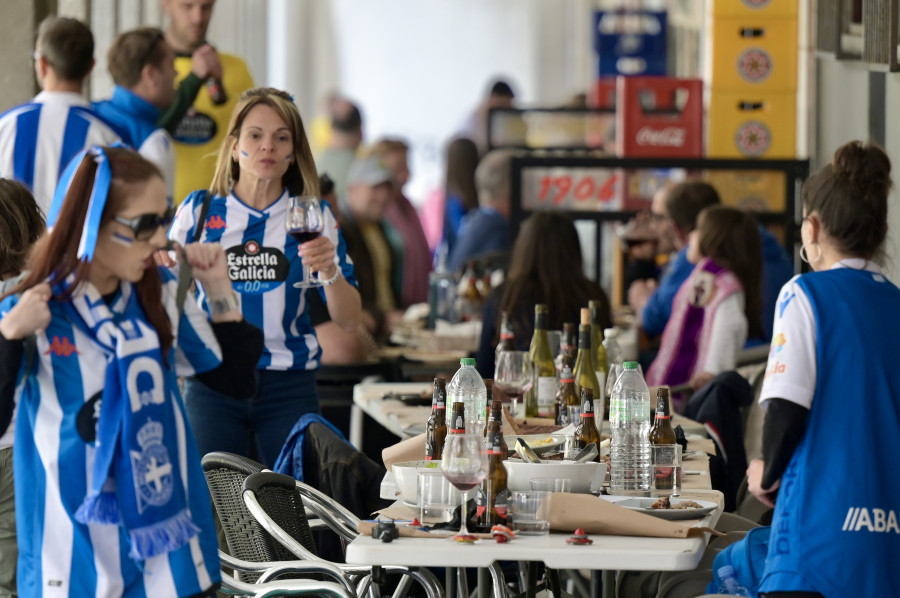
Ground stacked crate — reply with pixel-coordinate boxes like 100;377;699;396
706;0;800;158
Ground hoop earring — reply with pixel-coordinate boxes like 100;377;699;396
799;242;822;264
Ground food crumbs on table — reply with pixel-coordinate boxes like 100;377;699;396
566;528;593;545
491;524;515;543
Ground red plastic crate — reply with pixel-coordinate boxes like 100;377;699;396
616;77;704;158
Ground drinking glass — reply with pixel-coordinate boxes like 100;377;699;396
494;350;534;419
440;433;488;540
285;195;325;288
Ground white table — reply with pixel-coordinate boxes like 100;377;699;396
347;490;722;598
350;381;431;449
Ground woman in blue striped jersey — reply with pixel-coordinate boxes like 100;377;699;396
169;87;362;467
0;147;262;597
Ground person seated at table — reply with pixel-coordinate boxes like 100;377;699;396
338;155;405;342
747;140;898;598
448;149;516;273
646;206;763;398
629;181;792;346
476;211;611;379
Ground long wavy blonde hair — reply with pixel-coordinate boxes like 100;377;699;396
209;87;319;198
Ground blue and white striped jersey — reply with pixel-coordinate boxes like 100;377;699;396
1;268;221;597
169;189;358;371
0;91;121;214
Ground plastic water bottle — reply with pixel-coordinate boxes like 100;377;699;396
716;565;751;596
427;242;456;328
603;327;624;405
446;357;488;434
609;361;651;494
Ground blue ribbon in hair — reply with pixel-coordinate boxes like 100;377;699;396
46;145;116;262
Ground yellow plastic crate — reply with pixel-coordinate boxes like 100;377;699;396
710;0;798;18
703;169;787;212
707;91;797;158
709;16;798;92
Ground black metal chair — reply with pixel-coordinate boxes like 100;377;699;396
200;452;357;596
242;471;444;598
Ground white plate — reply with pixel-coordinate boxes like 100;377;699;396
602;496;717;520
504;434;565;455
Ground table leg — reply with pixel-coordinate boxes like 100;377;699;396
546;569;561;597
457;567;470;598
525;562;537;598
477;567;491;598
447;567;456;598
350;404;363;449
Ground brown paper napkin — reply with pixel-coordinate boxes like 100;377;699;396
382;433;427;470
546;493;716;538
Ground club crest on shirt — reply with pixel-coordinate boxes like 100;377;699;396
688;271;715;307
76;391;103;443
131;420;174;513
226;240;290;294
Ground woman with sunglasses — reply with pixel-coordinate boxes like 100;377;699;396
169;87;361;467
0;147;262;596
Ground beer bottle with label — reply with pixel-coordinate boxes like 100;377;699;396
485;399;509;457
525;304;556;418
495;311;516;359
478;405;509;529
555;322;577;383
482;379;494;436
555;363;578;426
573;387;602;461
573;308;601;427
206;77;228;105
449;402;467;435
425;377;448;460
648;386;677;491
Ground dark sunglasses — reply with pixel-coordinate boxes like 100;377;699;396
114;206;176;241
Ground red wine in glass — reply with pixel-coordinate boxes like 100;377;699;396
444;474;485;492
285;195;325;288
289;230;321;244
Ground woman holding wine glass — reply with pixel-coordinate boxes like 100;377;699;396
169;87;362;467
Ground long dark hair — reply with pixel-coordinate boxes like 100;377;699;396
7;148;174;358
696;206;763;340
498;212;611;334
0;179;45;279
802;140;892;261
445;137;479;212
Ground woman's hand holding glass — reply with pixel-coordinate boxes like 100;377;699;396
440;433;488;540
494;350;534;418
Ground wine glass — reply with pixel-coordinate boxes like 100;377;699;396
285;195;325;288
440;433;488;540
494;350;534;419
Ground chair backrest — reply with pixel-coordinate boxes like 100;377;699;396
200;452;270;582
243;471;319;560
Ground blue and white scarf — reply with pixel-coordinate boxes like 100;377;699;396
68;278;200;561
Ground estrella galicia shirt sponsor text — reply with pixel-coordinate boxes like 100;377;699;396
226;239;290;293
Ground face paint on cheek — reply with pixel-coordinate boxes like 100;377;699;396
285;154;293;161
111;232;134;247
240;150;249;157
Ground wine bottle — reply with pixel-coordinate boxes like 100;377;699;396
589;300;609;414
495;311;516;359
555;322;576;383
573;308;601;430
573;387;602;460
425;377;448;460
526;304;556;418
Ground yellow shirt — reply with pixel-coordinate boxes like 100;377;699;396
360;222;396;314
171;53;254;204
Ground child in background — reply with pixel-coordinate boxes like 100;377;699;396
646;206;763;405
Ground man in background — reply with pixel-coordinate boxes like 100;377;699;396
94;28;178;203
0;16;120;214
629;180;792;345
160;0;254;204
458;78;517;156
448;149;515;272
317;98;363;203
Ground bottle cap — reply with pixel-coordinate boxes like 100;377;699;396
580;308;590;326
460;357;476;366
624;361;639;370
604;327;617;337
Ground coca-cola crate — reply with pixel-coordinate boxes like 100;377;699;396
586;78;617;152
616;77;704;158
707;90;796;158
